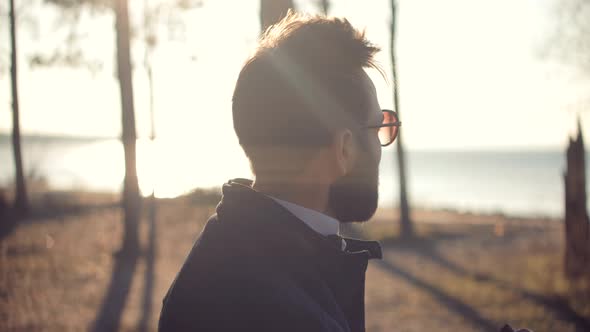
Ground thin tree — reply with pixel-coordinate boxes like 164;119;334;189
548;0;590;279
9;0;28;215
564;119;590;278
320;0;329;15
260;0;294;32
390;0;413;237
115;0;141;255
43;0;200;257
90;2;141;328
138;1;157;329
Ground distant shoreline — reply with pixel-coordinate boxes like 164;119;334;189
0;187;564;222
0;133;117;143
0;132;578;153
2;136;585;219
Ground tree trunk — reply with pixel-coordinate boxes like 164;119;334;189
9;0;28;215
115;0;140;255
260;0;294;33
390;0;413;237
320;0;329;15
564;118;590;278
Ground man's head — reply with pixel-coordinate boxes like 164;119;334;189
232;13;385;222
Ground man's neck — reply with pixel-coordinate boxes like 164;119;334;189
253;179;330;215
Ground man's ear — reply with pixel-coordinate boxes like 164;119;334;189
333;129;356;177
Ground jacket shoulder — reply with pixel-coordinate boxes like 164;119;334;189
159;214;347;331
159;269;344;332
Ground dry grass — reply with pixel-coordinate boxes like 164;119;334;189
1;192;589;331
355;210;590;332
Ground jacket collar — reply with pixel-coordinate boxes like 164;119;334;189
216;178;382;260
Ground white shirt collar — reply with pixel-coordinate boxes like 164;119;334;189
268;196;340;236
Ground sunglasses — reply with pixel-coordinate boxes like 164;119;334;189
366;109;401;147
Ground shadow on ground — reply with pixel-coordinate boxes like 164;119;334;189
90;196;158;331
345;225;590;332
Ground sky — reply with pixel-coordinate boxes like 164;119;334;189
1;0;589;152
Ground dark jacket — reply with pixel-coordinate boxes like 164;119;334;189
158;179;382;332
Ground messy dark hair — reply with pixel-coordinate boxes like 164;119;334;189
232;12;382;175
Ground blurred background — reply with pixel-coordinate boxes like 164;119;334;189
1;0;589;331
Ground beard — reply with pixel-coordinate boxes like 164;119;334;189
327;151;379;223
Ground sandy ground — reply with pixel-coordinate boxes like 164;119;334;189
1;192;589;331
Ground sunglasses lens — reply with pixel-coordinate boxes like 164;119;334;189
378;111;398;146
378;125;392;146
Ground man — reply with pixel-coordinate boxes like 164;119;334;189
159;13;401;332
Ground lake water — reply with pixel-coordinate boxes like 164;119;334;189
1;135;589;218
